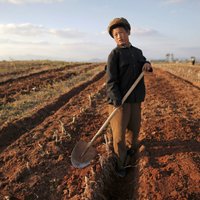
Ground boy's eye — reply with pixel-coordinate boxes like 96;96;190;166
114;32;122;37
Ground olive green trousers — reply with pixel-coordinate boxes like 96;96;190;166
109;103;141;168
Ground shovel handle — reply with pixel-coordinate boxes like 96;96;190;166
122;71;144;104
81;72;144;157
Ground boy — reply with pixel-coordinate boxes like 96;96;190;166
106;17;153;177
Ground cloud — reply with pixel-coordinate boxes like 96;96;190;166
0;0;63;4
0;38;50;45
163;0;186;4
0;23;85;39
132;27;160;37
0;24;178;61
0;23;94;61
49;29;85;38
0;23;46;36
0;40;108;61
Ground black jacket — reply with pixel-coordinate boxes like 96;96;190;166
106;45;149;106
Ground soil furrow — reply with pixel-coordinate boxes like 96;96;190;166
0;67;199;200
134;68;200;199
0;70;105;152
0;64;99;104
0;66;37;78
0;73;107;200
0;63;90;85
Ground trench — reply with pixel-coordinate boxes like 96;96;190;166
0;64;100;103
0;70;105;152
83;68;200;200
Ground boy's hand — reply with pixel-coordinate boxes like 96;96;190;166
143;63;153;72
113;99;122;107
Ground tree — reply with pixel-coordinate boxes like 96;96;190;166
166;53;170;62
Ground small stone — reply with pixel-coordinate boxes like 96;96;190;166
57;154;64;162
63;189;68;195
139;145;146;153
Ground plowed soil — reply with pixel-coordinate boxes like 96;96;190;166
0;67;199;200
0;63;98;104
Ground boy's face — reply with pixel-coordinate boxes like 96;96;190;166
112;27;130;47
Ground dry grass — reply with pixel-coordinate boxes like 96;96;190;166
0;60;86;74
0;60;89;82
0;64;103;126
153;62;200;86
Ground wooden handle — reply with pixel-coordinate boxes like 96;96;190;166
122;72;144;104
81;72;144;157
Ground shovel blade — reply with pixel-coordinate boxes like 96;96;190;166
71;140;97;168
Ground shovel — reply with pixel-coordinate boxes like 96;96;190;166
71;71;144;168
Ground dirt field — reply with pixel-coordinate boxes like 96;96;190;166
0;62;199;200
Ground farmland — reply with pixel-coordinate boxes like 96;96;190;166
0;61;200;199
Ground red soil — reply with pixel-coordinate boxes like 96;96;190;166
0;68;199;200
0;63;98;104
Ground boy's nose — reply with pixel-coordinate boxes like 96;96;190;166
117;35;121;39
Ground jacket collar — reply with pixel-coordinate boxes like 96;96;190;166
117;43;132;49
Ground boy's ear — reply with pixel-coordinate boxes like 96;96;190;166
127;30;130;35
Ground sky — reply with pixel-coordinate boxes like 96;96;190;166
0;0;200;61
